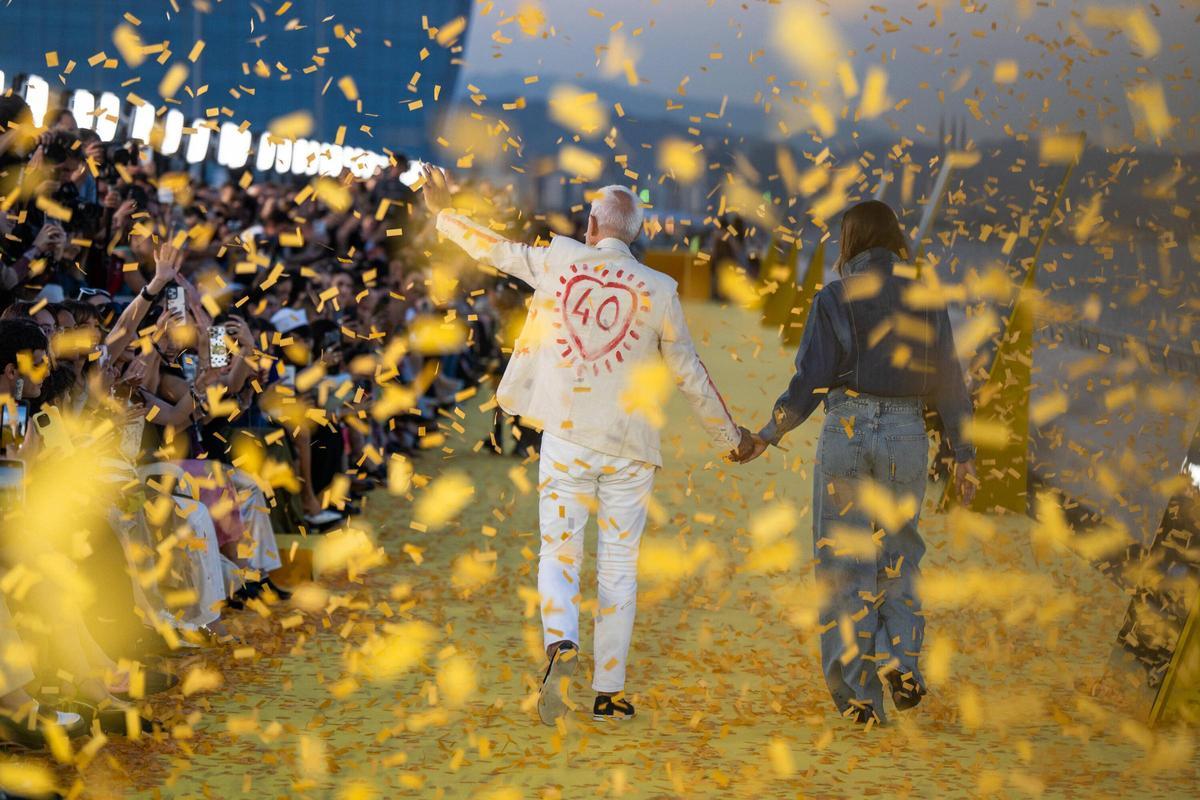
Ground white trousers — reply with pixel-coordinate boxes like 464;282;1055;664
538;434;655;693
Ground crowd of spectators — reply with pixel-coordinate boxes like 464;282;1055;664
0;89;541;752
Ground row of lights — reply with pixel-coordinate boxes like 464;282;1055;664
3;70;394;180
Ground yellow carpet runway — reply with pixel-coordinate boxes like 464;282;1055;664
61;302;1194;799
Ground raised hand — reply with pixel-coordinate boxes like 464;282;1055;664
151;239;185;291
418;164;452;215
32;223;66;257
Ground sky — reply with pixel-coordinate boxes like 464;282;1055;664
459;0;1199;149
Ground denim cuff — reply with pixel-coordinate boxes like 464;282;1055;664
758;421;781;446
954;444;976;463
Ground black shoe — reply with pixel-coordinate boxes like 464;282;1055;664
843;701;880;726
885;670;926;711
233;581;264;604
0;704;89;749
59;701;157;737
262;577;292;601
537;642;578;726
592;694;635;723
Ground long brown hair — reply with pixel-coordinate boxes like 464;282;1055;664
834;200;909;274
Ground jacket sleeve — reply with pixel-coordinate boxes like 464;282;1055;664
660;292;742;452
758;289;842;445
436;210;549;291
931;308;976;463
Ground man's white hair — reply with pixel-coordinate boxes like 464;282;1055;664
590;185;644;243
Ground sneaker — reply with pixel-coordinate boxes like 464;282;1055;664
885;670;926;711
592;694;635;723
537;642;578;726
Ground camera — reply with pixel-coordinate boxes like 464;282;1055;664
51;182;104;239
41;131;78;164
120;182;151;210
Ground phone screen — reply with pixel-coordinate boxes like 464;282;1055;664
1;403;28;439
180;353;199;384
166;284;187;319
0;459;24;510
1;403;25;450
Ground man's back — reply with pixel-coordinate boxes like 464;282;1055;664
435;209;740;466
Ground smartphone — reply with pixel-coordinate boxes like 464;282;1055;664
0;458;25;511
208;325;230;368
165;284;187;319
180;353;199;384
32;406;73;453
1;402;29;449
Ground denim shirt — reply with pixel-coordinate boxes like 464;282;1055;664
759;247;976;462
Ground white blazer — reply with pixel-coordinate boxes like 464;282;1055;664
436;210;740;466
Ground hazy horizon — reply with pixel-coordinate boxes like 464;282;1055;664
460;0;1199;152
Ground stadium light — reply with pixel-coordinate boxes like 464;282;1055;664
354;151;384;180
94;92;121;142
318;143;343;177
129;101;155;143
69;90;96;130
21;75;50;127
185;120;212;164
0;71;6;93
304;141;321;176
291;139;312;175
343;147;370;179
255;133;276;172
399;158;423;186
273;138;293;173
159;109;184;155
217;122;251;169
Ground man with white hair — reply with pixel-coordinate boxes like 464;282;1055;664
420;167;752;724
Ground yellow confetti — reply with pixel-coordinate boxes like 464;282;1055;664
268;110;314;140
993;59;1019;84
859;67;889;119
415;471;474;530
158;63;189;98
558;145;603;181
657;137;703;183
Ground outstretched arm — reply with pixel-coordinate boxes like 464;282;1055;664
757;289;841;447
420;165;549;290
660;293;743;454
105;240;183;354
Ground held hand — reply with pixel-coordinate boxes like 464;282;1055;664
32;223;65;255
224;316;254;351
954;459;978;506
419;164;452;215
85;139;105;164
729;426;769;464
120;354;150;389
113;198;137;228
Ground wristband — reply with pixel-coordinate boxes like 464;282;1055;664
140;284;162;303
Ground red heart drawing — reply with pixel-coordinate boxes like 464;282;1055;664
561;274;637;362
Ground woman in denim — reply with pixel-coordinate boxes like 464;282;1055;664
735;200;978;725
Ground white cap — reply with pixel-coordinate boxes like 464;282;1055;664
270;308;308;334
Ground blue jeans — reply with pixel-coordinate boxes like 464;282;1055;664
812;388;929;721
